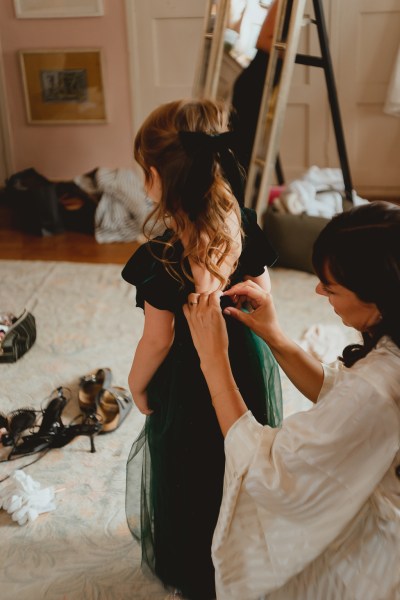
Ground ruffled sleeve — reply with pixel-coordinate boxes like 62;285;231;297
121;236;178;312
239;207;278;276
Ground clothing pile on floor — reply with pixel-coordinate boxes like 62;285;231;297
271;166;368;218
3;166;155;243
74;167;154;243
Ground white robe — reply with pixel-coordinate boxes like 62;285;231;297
212;337;400;600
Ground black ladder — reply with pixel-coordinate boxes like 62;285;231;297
247;0;353;214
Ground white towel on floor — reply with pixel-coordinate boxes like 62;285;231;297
297;323;348;364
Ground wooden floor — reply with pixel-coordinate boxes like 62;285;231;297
1;195;398;265
0;199;139;265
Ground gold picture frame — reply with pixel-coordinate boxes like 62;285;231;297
20;49;107;124
14;0;104;19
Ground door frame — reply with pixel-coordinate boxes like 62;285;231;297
124;0;141;136
0;32;14;182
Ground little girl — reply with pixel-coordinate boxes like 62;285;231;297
122;99;282;600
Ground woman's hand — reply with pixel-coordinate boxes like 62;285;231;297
183;291;229;367
184;291;248;436
223;280;283;346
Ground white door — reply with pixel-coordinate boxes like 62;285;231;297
334;0;400;197
126;0;207;133
278;0;400;197
279;0;333;183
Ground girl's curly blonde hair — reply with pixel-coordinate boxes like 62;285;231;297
134;99;244;290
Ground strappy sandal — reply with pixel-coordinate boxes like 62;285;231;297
7;387;102;457
0;408;37;451
96;387;132;434
79;368;112;415
7;387;69;458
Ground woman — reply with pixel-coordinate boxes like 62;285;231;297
231;0;281;173
183;201;400;600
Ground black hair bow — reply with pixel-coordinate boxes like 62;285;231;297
179;130;236;156
179;131;244;220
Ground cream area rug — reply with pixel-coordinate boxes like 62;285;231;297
0;260;356;600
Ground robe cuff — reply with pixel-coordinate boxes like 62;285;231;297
317;362;340;402
224;411;264;478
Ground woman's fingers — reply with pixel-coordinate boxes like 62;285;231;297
224;281;267;309
187;292;201;309
225;280;264;298
198;290;222;311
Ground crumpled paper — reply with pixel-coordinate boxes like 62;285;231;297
297;323;348;364
0;469;56;525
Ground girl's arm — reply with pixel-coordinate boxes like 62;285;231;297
128;302;174;414
256;0;279;53
244;266;271;292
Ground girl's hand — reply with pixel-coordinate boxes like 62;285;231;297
183;291;229;366
223;280;282;345
132;390;153;416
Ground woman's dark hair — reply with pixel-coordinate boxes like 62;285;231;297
312;201;400;367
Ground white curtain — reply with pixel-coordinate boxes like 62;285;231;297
384;43;400;117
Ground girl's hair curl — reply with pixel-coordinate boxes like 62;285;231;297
134;99;244;289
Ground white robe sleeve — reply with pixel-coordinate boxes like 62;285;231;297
212;369;400;600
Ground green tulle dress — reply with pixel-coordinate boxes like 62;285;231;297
122;208;283;600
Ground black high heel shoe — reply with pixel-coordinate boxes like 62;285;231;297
50;415;103;453
0;408;37;450
7;387;103;459
8;387;68;458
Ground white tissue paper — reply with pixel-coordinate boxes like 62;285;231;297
297;323;348;364
0;469;56;525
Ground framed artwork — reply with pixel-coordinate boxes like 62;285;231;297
13;0;104;19
19;49;107;124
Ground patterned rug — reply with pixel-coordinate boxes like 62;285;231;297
0;260;355;600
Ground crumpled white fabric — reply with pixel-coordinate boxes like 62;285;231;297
0;470;56;525
75;167;158;244
297;323;348;364
273;166;369;218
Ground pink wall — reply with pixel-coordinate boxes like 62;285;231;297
0;0;135;180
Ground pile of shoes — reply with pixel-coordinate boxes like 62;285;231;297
0;369;132;460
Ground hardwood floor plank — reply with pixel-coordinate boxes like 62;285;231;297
0;226;139;264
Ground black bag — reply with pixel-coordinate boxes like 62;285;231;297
4;168;97;236
4;168;64;236
0;310;36;363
